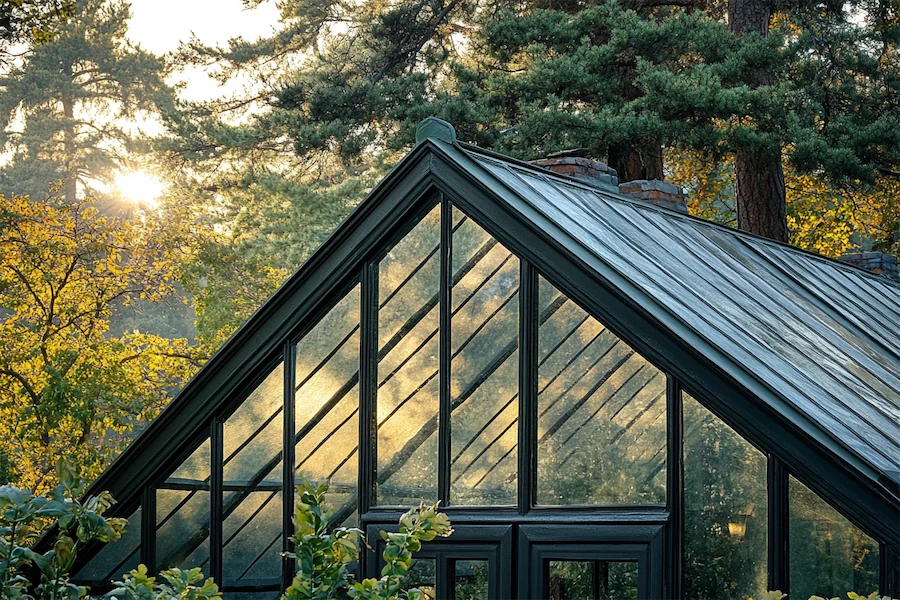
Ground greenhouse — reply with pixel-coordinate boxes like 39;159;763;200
70;118;900;599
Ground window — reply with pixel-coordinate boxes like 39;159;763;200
222;363;284;586
294;284;360;525
450;207;518;506
453;559;489;600
376;205;441;505
71;505;141;584
156;437;211;571
683;393;767;599
548;560;638;600
536;276;666;505
790;476;879;598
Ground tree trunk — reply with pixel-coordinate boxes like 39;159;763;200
608;139;664;182
728;0;789;242
62;94;76;204
608;75;664;182
734;144;788;241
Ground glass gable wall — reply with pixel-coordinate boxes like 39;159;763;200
79;196;887;598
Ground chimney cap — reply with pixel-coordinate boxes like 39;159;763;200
542;148;591;159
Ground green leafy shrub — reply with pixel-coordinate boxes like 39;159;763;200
283;479;452;600
107;565;220;600
0;459;128;600
749;592;894;600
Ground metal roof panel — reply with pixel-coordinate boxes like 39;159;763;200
466;149;900;480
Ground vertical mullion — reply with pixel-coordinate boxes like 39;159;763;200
768;455;789;593
517;259;537;515
141;485;156;574
667;376;683;600
359;263;377;517
881;542;900;596
359;262;378;580
437;556;451;600
282;340;297;589
439;196;452;507
209;418;223;584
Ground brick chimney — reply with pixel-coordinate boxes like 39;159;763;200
838;252;900;282
530;150;687;214
617;179;688;214
531;151;619;188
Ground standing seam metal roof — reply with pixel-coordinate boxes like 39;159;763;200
458;147;900;483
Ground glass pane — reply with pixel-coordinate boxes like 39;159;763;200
223;363;284;584
407;558;436;600
156;437;210;571
683;393;767;599
72;505;141;582
223;490;283;584
376;205;441;505
295;284;360;526
790;477;879;599
450;207;518;505
454;560;489;600
548;560;638;600
537;277;667;505
224;363;283;484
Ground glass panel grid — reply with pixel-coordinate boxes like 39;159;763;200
72;505;141;583
548;560;638;600
789;476;879;599
453;559;489;600
450;207;518;506
683;393;767;599
221;362;285;586
156;438;211;572
295;284;360;526
537;276;666;506
375;205;441;506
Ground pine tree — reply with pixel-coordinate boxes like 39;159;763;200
195;0;898;245
0;0;174;205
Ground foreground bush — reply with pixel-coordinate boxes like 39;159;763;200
0;469;450;600
283;479;452;600
751;592;893;600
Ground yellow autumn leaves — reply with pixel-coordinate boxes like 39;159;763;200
0;193;202;492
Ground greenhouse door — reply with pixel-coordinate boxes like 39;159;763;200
364;523;513;599
518;524;664;600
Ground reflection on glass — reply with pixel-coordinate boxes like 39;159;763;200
450;207;518;505
454;560;489;600
537;277;666;505
72;506;141;582
683;393;767;599
548;560;638;600
222;364;284;584
407;558;436;600
224;364;283;484
222;490;282;584
156;438;210;571
376;205;441;505
295;285;360;526
790;477;879;599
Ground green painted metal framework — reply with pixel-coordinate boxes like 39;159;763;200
67;119;900;598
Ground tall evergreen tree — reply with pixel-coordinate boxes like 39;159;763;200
0;0;174;204
194;0;897;244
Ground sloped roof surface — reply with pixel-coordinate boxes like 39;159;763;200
461;147;900;482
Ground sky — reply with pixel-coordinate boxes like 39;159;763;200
128;0;280;55
127;0;281;101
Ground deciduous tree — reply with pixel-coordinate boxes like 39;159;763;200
0;191;200;491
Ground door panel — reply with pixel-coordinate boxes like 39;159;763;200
518;524;664;600
364;523;513;599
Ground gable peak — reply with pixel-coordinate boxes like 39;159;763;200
416;116;456;145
